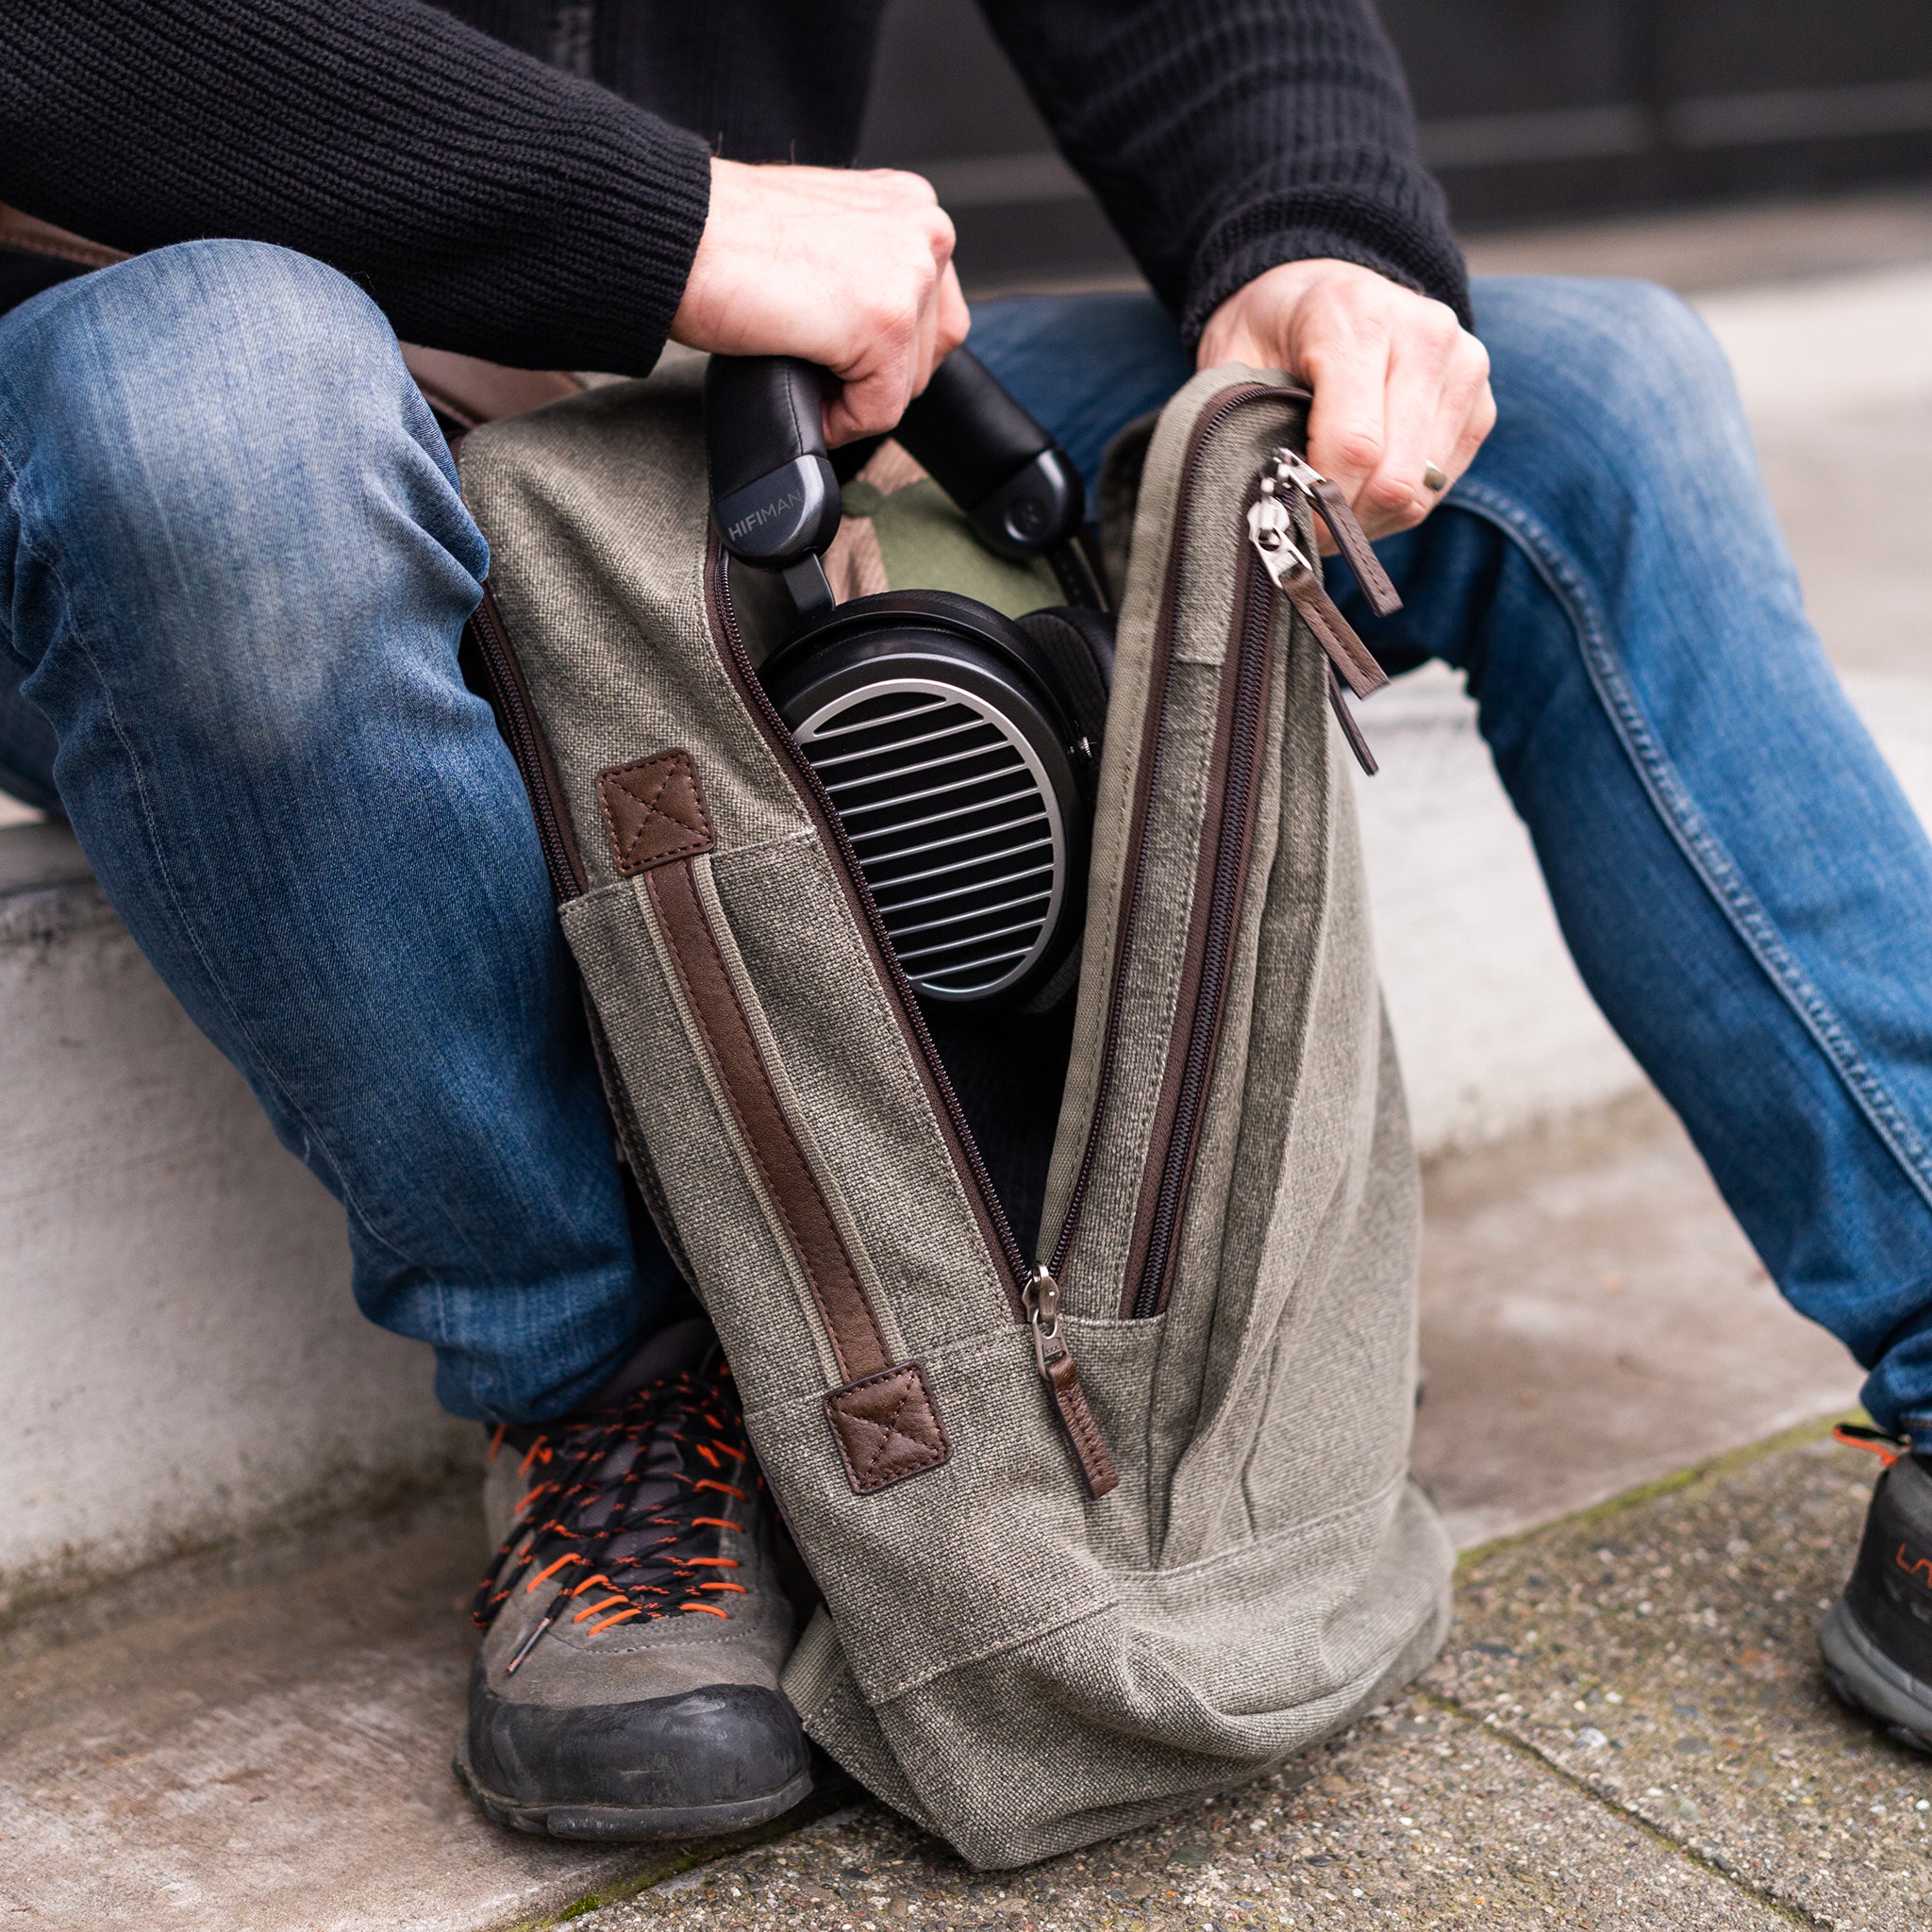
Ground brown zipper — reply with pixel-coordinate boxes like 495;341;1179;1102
706;550;1119;1499
1044;383;1288;1291
1044;388;1391;1323
1121;511;1274;1319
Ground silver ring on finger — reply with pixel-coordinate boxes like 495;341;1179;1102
1422;460;1448;494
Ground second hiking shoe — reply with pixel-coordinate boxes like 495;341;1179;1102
1820;1425;1932;1753
457;1328;811;1840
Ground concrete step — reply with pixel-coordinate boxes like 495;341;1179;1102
0;820;471;1624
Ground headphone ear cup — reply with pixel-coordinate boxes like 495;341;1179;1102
1013;606;1115;768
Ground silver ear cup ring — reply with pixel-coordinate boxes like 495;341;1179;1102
1422;460;1448;494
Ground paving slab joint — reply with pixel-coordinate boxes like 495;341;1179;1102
1414;1687;1828;1928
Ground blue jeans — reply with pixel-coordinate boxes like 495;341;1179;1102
5;242;1931;1447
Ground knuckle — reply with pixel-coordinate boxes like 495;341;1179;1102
1332;428;1386;475
1363;471;1417;513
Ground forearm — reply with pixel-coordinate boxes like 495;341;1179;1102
976;0;1468;340
0;0;712;374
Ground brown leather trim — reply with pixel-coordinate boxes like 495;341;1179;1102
399;345;585;432
1325;660;1379;775
645;856;892;1387
1044;1355;1119;1498
703;545;1025;1316
1044;383;1278;1289
0;206;125;271
461;590;588;900
824;1362;951;1495
1310;475;1402;619
597;750;716;875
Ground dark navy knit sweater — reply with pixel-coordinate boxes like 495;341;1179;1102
0;0;1465;375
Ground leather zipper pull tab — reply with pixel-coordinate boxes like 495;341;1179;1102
1268;446;1403;618
1024;1266;1118;1499
1247;494;1389;700
1325;660;1378;775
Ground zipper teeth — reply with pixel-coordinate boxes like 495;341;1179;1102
1128;539;1271;1319
471;596;583;901
709;552;1032;1297
1046;381;1293;1285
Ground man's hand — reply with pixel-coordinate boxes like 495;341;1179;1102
1198;259;1494;544
672;158;970;447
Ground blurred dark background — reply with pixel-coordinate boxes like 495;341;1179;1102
857;0;1932;290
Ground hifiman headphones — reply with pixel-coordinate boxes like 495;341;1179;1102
705;349;1113;1013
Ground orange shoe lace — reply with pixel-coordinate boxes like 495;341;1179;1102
472;1358;757;1675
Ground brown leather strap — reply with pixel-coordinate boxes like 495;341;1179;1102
0;205;124;271
1325;660;1378;775
1284;573;1389;699
402;344;584;431
644;855;893;1387
0;205;581;432
1310;475;1403;618
1045;1355;1119;1498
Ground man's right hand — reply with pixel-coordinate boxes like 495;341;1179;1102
671;158;970;448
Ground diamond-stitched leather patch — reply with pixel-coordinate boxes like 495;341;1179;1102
824;1362;951;1496
597;750;715;876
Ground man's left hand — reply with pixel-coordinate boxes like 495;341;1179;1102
1198;259;1494;545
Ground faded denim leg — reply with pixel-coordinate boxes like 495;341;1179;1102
974;279;1932;1447
0;241;675;1423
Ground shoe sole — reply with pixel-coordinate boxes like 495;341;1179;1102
1819;1597;1932;1754
453;1738;813;1842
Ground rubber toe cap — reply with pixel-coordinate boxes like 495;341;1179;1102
467;1658;811;1810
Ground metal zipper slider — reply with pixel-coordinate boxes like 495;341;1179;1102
1024;1265;1119;1499
1260;447;1404;619
1246;487;1389;706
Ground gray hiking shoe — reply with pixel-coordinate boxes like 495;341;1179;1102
455;1324;811;1840
1819;1425;1932;1754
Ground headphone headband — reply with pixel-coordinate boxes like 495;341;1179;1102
704;348;1086;587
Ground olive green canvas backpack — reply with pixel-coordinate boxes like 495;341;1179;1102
456;355;1453;1869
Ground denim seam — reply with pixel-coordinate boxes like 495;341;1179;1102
0;400;426;1289
1449;474;1932;1219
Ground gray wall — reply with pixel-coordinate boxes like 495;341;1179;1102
858;0;1932;291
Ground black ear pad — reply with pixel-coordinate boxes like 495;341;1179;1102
709;350;1112;1014
1014;606;1116;765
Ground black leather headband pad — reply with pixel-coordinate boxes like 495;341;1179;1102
897;350;1085;561
705;356;841;570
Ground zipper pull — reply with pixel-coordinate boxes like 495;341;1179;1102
1264;446;1404;619
1246;490;1388;701
1024;1265;1118;1499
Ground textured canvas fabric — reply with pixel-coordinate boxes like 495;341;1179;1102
458;361;1454;1869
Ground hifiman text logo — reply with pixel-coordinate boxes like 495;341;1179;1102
727;490;803;544
1897;1542;1932;1591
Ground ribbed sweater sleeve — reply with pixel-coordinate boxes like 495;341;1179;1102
0;0;712;375
976;0;1469;339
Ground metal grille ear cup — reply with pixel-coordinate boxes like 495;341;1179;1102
759;594;1093;1008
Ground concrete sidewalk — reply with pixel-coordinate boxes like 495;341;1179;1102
573;1424;1929;1932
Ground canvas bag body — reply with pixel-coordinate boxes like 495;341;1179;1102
457;358;1454;1870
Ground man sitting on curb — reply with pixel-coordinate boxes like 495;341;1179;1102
2;0;1928;1838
